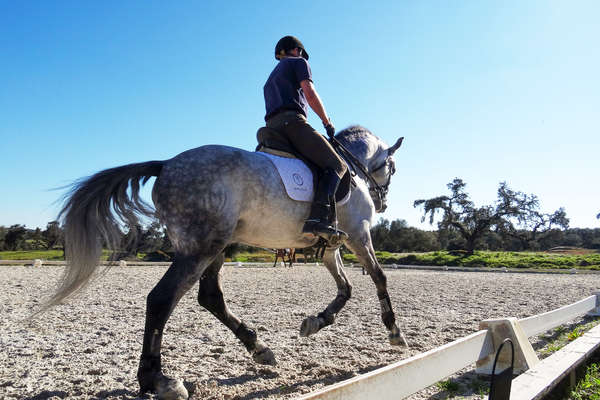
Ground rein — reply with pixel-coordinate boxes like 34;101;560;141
329;137;392;212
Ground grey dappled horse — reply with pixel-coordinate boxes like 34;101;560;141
48;125;404;399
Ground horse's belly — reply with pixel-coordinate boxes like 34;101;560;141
233;212;317;249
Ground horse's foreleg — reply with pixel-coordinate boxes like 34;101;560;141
290;249;296;267
300;248;352;337
346;237;408;347
138;254;211;399
197;253;276;365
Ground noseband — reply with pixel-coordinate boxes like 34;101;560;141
329;137;395;212
369;157;395;210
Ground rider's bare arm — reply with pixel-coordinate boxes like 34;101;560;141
300;79;330;126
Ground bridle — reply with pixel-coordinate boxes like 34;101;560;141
329;137;399;212
369;156;396;209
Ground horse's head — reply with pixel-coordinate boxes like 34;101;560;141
336;126;403;212
368;136;403;212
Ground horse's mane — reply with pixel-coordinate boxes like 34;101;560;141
336;125;382;160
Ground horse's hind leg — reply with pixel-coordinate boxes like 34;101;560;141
198;253;276;365
346;234;408;347
300;248;352;337
137;253;214;399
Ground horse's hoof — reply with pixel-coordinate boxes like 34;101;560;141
155;375;189;400
300;316;321;337
389;326;409;347
253;341;277;365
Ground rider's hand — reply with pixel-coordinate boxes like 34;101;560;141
323;120;335;139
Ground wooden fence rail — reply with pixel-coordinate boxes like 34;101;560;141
297;330;494;400
519;295;598;337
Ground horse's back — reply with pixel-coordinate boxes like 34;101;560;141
153;145;313;249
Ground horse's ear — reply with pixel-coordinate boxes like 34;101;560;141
387;137;404;156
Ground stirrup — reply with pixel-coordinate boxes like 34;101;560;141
302;220;348;246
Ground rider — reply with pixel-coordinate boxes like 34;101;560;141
264;35;348;242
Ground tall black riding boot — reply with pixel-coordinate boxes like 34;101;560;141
302;168;348;243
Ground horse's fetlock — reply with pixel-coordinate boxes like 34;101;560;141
317;311;335;326
235;322;257;351
139;354;161;371
137;355;161;392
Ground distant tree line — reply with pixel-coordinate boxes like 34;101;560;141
0;221;259;260
0;221;64;252
1;178;598;256
370;219;600;253
376;178;599;253
2;219;598;258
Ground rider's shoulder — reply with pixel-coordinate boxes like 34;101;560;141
281;56;309;67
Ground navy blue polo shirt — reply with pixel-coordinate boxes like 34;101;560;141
263;57;313;121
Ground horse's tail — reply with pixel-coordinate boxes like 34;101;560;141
37;160;164;315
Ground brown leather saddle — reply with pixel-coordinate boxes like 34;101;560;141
255;127;352;202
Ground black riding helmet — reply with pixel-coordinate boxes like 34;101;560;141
275;35;309;61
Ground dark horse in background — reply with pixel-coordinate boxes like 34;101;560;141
42;126;405;399
273;248;296;267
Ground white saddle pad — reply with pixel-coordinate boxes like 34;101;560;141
259;152;314;202
258;152;351;205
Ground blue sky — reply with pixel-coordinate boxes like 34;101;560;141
1;1;598;230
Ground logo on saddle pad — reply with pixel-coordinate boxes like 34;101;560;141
292;173;304;186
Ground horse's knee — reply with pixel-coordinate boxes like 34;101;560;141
374;268;387;284
146;287;175;316
337;282;352;301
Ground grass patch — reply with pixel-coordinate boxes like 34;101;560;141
436;379;461;395
539;319;600;357
230;251;274;263
0;249;120;261
5;249;600;270
0;249;65;260
342;250;600;270
571;363;600;400
568;327;585;342
468;378;490;398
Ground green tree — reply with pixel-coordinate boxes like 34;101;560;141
499;207;569;250
139;222;164;253
414;179;539;254
4;224;27;251
121;223;143;258
370;218;391;250
370;218;440;252
0;226;6;250
43;221;64;250
29;227;45;250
